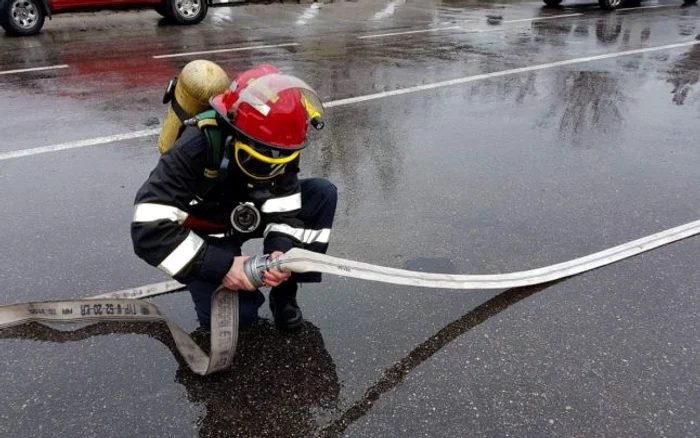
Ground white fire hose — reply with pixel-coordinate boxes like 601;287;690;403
1;219;699;375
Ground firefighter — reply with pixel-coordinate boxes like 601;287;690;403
131;64;337;331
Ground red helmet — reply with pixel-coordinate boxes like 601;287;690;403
210;64;324;151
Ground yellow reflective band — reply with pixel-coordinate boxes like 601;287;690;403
264;223;331;244
196;119;218;129
234;141;299;165
261;193;302;213
133;203;189;224
158;231;205;276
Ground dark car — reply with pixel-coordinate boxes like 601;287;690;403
0;0;240;36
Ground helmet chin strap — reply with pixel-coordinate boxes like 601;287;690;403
233;139;299;181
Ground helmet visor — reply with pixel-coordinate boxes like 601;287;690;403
231;73;325;122
234;140;299;180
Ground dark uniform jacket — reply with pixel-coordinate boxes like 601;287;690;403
131;127;305;285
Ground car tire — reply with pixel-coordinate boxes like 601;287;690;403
682;0;697;4
165;0;208;25
0;0;45;36
599;0;624;10
542;0;563;6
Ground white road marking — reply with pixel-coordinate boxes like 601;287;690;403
464;27;514;34
153;43;299;59
358;26;462;39
502;13;583;23
0;64;69;76
0;129;159;161
325;40;700;106
2;39;698;162
296;3;321;26
372;0;407;21
618;4;676;10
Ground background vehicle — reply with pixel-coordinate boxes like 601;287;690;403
543;0;697;11
0;0;241;36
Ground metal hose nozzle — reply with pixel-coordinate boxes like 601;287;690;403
242;254;284;288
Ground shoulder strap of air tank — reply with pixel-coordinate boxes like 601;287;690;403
194;110;225;199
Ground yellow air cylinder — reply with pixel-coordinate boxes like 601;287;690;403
158;60;230;154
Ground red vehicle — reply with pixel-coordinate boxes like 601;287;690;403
0;0;238;36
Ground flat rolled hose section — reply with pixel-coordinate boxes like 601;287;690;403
276;219;700;289
1;219;699;375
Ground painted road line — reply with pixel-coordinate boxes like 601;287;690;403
0;65;69;76
296;3;321;26
502;13;583;23
2;39;699;162
0;129;159;161
153;43;300;59
464;28;513;34
618;4;676;10
325;40;700;107
358;26;462;39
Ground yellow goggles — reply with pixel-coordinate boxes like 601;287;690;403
234;140;300;180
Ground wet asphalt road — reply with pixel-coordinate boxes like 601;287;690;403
1;0;700;436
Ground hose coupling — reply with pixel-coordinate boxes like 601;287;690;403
242;254;282;288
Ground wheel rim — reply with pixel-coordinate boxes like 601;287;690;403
609;0;622;7
175;0;201;18
10;0;38;30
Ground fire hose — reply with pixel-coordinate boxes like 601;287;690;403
1;219;699;375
